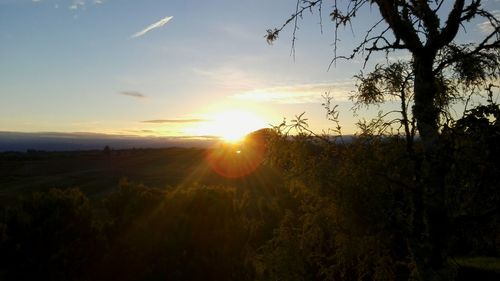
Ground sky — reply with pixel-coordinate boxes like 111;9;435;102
1;0;498;139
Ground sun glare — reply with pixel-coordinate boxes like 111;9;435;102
187;110;267;142
212;111;267;142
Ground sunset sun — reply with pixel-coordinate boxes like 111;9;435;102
215;111;267;142
187;110;267;142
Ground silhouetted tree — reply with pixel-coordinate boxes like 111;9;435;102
103;145;111;155
267;1;499;279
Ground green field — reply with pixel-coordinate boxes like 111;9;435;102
0;147;281;203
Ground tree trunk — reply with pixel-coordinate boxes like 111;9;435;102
413;54;439;150
411;52;449;280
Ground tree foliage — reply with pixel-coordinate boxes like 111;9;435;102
267;0;499;146
266;1;500;280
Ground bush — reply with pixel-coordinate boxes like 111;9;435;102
0;188;100;281
100;181;254;281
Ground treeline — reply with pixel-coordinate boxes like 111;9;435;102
1;105;499;281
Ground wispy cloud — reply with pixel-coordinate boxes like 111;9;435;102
69;0;85;10
231;82;354;104
141;119;207;124
192;66;261;91
131;16;173;39
67;0;103;10
477;10;500;33
119;91;147;99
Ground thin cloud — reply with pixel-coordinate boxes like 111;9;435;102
231;82;354;104
477;10;500;33
67;0;103;10
192;66;260;91
131;16;173;39
119;91;147;99
141;119;207;124
69;0;85;10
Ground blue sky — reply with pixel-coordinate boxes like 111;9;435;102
1;0;498;138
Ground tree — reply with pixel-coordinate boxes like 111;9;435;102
267;0;499;149
267;1;499;280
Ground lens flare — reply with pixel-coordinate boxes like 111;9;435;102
206;135;266;178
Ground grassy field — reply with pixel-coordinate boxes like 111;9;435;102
0;146;281;203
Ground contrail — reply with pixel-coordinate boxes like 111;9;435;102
131;16;173;38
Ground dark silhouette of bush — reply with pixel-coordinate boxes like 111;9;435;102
98;180;256;281
0;128;498;281
0;188;101;281
443;102;500;257
260;133;416;281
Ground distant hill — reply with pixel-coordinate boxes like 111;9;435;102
0;131;218;152
0;130;356;152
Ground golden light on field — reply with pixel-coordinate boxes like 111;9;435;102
187;110;267;142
